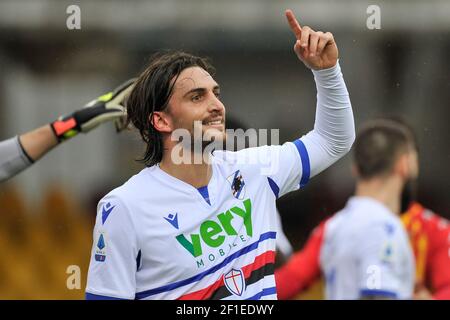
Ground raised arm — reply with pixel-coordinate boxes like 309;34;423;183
0;79;134;183
286;10;355;178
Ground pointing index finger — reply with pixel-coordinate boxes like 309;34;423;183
285;9;302;40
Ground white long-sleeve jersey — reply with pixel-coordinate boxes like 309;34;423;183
86;62;355;300
0;136;32;182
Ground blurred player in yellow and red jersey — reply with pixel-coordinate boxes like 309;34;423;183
275;120;450;300
401;202;450;299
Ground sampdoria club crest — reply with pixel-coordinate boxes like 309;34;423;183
227;170;246;200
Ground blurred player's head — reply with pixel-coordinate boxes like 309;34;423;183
385;117;420;212
127;51;226;166
353;118;419;212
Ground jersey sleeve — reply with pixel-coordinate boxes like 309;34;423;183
356;222;409;299
427;216;450;300
0;136;33;182
231;141;306;198
275;221;325;299
229;62;354;199
297;62;355;178
85;195;139;300
261;142;308;198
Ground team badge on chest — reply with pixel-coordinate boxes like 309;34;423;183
227;170;246;200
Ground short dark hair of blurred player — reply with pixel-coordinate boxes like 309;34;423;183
275;118;450;300
0;79;135;182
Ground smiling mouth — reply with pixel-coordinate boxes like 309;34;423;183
203;120;223;126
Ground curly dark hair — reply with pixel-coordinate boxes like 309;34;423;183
126;51;215;167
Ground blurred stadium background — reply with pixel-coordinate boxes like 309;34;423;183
0;0;448;299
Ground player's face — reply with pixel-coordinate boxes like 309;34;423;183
166;66;226;144
400;147;419;212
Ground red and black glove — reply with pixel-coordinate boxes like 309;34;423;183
51;78;135;142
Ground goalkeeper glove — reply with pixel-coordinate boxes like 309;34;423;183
50;78;135;142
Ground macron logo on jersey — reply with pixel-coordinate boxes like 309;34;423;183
102;202;115;225
175;199;253;258
164;213;179;229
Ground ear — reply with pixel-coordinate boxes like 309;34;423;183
394;153;409;179
408;150;419;179
150;111;172;134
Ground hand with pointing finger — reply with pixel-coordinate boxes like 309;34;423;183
285;9;339;70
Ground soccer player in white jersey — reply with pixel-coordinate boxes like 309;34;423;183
320;119;417;299
85;10;355;300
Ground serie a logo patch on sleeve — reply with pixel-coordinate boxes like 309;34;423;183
380;240;395;265
94;231;107;262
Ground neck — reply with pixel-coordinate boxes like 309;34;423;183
355;175;403;215
159;148;212;188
